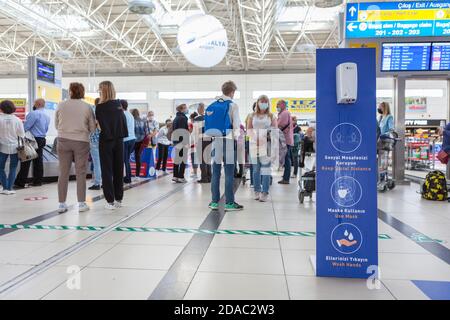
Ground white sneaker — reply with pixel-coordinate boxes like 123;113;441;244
78;202;90;212
104;203;116;210
114;201;122;208
7;190;16;195
172;177;179;183
58;203;68;213
178;178;187;183
259;193;269;202
254;192;261;200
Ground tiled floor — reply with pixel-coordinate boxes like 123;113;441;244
0;171;449;300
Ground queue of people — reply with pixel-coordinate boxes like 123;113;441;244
1;79;322;213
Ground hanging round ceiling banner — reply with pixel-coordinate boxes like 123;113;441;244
177;14;228;68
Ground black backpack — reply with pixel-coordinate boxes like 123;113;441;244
421;170;448;201
302;170;316;193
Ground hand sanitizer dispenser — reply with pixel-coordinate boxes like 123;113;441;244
336;62;358;104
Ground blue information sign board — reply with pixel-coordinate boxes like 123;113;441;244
346;1;450;39
431;42;450;70
316;48;378;279
381;42;432;72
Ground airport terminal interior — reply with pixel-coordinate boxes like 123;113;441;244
0;0;449;302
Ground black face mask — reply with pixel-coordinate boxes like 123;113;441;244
377;108;383;115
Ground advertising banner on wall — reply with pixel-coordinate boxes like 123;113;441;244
270;98;316;118
316;48;378;279
0;98;26;121
406;97;427;113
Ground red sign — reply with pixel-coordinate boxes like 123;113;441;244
24;196;48;201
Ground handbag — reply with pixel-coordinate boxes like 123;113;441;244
17;136;38;162
437;150;449;165
24;131;38;150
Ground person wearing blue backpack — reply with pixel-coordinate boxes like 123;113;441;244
204;81;243;211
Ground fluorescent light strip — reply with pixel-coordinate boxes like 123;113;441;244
252;89;444;99
253;90;316;99
0;94;27;98
86;92;147;100
377;89;444;98
159;91;241;100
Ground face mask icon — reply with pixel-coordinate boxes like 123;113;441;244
331;176;362;208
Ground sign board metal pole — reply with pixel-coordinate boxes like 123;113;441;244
393;76;409;185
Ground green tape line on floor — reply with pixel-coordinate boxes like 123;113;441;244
0;223;394;239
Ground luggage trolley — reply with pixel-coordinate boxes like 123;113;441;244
298;140;316;203
377;132;400;192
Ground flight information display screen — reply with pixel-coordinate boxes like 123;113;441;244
381;42;431;72
36;59;55;83
431;43;450;71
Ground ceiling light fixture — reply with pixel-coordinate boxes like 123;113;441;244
314;0;343;8
128;0;156;15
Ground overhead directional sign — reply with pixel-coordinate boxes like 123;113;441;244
346;1;450;39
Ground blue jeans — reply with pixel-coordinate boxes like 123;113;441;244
123;139;136;183
0;152;19;190
283;145;292;181
211;139;235;204
253;157;271;194
90;143;102;185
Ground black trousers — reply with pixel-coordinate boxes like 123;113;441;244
134;141;144;177
200;139;212;182
99;138;124;203
292;148;300;176
173;143;187;179
15;137;46;186
156;143;169;171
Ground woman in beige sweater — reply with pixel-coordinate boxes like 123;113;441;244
55;82;96;213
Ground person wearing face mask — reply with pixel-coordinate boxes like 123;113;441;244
277;100;294;184
146;110;159;147
172;104;189;183
247;95;277;202
377;102;394;136
245;102;257;187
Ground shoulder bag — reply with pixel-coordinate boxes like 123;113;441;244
17;136;38;162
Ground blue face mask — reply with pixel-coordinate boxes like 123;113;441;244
183;110;189;115
259;102;269;111
276;107;281;113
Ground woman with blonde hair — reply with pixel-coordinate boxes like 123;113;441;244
247;95;277;202
378;101;394;135
95;81;128;210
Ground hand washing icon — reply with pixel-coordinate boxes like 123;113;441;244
336;230;357;248
331;223;363;255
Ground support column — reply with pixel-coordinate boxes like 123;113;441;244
27;56;36;113
392;76;410;185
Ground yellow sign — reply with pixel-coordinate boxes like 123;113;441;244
0;98;26;107
84;96;97;106
37;84;62;110
362;9;450;22
270;98;316;115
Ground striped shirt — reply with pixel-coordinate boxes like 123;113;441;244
0;113;25;154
